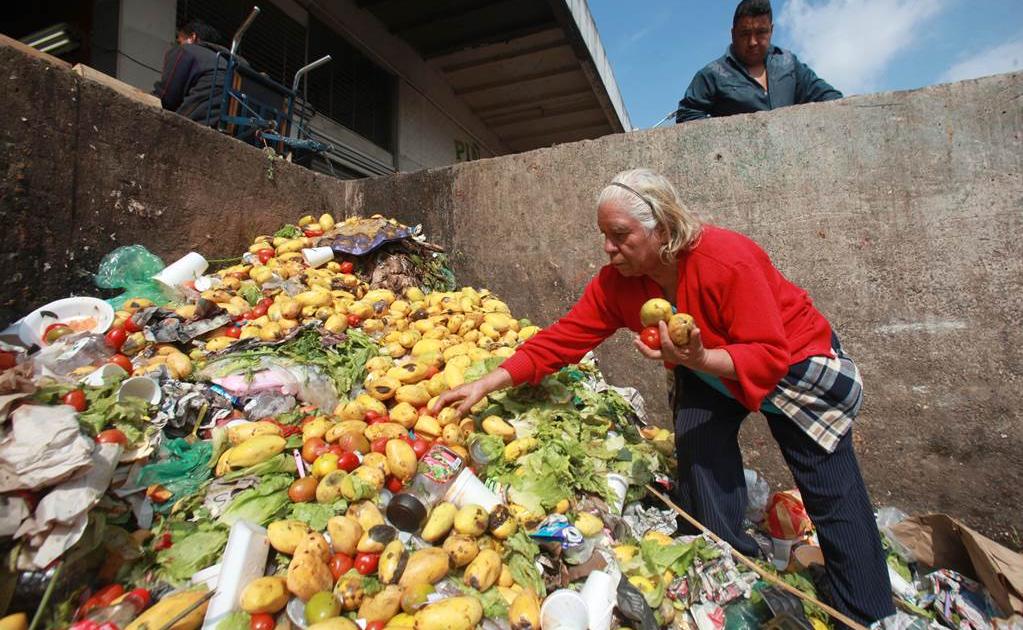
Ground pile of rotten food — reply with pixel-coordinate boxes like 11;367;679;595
1;214;1019;630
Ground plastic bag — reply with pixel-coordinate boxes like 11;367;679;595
136;438;213;511
94;245;166;309
744;469;770;524
876;506;916;562
765;491;813;540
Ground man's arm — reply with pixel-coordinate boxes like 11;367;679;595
675;70;716;123
154;46;192;111
794;56;842;103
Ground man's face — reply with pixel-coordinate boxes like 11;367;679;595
731;15;773;67
176;31;197;45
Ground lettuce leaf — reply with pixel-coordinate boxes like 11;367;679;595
503;531;545;597
215;611;251;630
156;522;229;584
221;453;297;482
218;474;292;526
288;500;347;531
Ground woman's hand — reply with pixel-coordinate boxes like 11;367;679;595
633;321;737;379
634;320;707;368
430;368;513;418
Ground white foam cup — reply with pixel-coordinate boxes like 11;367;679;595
202;521;269;628
302;247;334;268
539;589;588;630
153;252;209;293
117;376;162;405
771;537;800;570
606;473;629;513
82;363;128;387
444;468;502;512
581;570;619;630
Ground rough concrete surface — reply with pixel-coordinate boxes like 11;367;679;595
1;38;1020;545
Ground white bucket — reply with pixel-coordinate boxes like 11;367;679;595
606;473;628;513
444;468;501;512
117;376;162;405
539;589;588;630
302;246;334;268
82;363;128;387
580;570;619;630
153;252;208;294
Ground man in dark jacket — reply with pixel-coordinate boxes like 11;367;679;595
676;0;841;123
153;20;230;125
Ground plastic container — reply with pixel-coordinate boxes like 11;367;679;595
770;537;800;570
580;570;619;630
118;376;162;405
388;444;465;532
539;589;588;630
302;247;334;268
81;363;128;387
153;252;208;294
191;563;221;591
201;520;269;629
444;468;501;511
82;588;151;627
19;297;114;348
562;535;597;566
606;473;629;514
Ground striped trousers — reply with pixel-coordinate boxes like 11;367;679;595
671;366;895;625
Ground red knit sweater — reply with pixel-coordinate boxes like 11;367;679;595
500;226;834;411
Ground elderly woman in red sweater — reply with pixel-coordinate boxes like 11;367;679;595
434;168;894;624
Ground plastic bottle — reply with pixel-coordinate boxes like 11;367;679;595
387;444;464;532
79;588;151;628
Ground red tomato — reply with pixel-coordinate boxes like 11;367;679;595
0;351;15;370
385;476;404;493
367;415;390;426
640;326;661;350
250;303;269;319
411;439;431;460
364;622;385;630
108;354;133;372
258;297;273;309
346;314;361;327
91;583;125;610
96;429;128;445
328;553;354;580
327;444;344;456
304;228;324;238
354;552;379;575
123;317;142;333
339;261;355;274
104;327;127;350
250;612;275;630
337;451;360;472
63;389;87;412
371;437;389;455
153;532;173;550
256;249;275;264
301;437;328;463
224;326;242;338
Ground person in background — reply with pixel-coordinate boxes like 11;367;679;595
676;0;842;123
433;168;895;625
153;20;229;124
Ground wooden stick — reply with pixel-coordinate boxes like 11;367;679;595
645;484;870;630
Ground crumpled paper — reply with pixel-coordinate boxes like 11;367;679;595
623;503;679;540
0;494;30;536
0;404;95;492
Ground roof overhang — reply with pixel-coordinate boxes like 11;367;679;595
355;0;631;153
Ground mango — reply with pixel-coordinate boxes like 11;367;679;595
268;520;311;554
125;588;210;630
413;596;483;630
240;576;288;614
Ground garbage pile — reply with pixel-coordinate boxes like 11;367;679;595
0;213;1020;630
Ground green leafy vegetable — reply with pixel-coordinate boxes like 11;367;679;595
457;583;509;618
156;522;229;584
274;224;303;239
36;381;153;445
221;453;297;482
218;474;292;526
503;531;545;597
288;500;347;531
215;611;251;630
239;282;262;307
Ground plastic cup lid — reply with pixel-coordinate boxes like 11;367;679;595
386;493;427;532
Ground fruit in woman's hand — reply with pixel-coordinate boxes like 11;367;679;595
639;298;673;327
667;312;695;346
640;326;661;350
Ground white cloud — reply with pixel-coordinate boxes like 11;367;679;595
777;0;945;95
940;37;1023;83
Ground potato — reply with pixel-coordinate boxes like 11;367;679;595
267;520;311;555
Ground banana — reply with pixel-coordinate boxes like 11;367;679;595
487;505;518;540
379;539;409;584
420;502;457;542
227;434;286;468
503;437;538;461
463;548;501;592
508;588;541;630
453;504;489;536
442;534;480;568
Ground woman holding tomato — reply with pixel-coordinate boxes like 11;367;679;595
433;168;894;624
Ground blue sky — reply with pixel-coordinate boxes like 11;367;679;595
588;0;1023;129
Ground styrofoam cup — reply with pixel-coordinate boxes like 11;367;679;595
444;468;501;512
539;589;588;630
153;252;208;292
118;376;162;405
771;537;800;570
606;473;628;513
191;563;221;591
302;247;334;268
202;521;269;629
82;363;128;387
580;570;618;630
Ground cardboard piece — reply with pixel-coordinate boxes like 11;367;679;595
890;513;1023;616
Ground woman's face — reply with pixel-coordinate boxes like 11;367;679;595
598;202;665;276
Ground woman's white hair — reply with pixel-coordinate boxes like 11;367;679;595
597;168;703;261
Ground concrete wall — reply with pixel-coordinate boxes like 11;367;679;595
396;81;495;171
349;73;1023;545
1;39;1020;544
116;0;175;92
